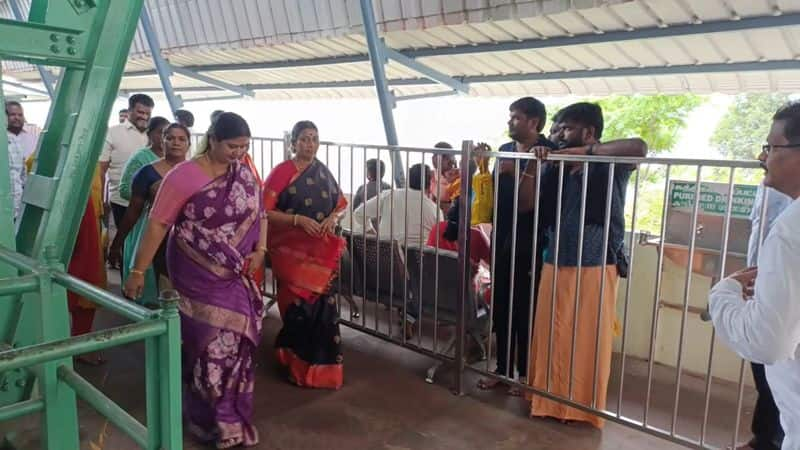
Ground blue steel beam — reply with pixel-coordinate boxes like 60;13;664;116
139;5;183;115
170;66;255;98
2;79;50;96
382;46;469;94
7;0;56;98
128;58;800;94
358;0;404;186
122;12;800;77
395;90;459;102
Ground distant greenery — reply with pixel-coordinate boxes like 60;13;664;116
711;93;790;160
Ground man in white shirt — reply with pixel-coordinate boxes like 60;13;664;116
351;163;438;248
710;101;800;450
742;182;793;450
99;94;152;228
6;101;40;220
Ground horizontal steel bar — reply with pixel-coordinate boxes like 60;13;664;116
171;66;255;97
123;13;800;76
660;300;706;316
51;271;159;322
183;94;245;103
129;59;800;96
340;320;452;364
0;18;87;67
0;275;39;296
0;399;44;422
58;366;148;448
383;46;469;93
1;79;50;96
464;366;711;449
0;321;166;373
0;245;44;272
395;90;459;102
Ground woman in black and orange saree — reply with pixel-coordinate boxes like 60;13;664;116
263;120;347;389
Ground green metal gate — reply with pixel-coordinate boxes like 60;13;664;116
1;1;182;448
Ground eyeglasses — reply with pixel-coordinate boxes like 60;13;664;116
761;143;800;155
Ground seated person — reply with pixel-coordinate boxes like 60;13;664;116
352;158;391;210
426;159;490;267
431;142;458;203
351;163;438;248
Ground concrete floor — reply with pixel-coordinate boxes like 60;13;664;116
1;272;756;450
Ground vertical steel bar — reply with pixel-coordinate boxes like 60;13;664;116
644;164;673;426
731;360;748;448
402;150;411;345
699;167;736;445
139;5;183;115
454;140;473;394
349;146;356;321
38;250;79;449
591;163;616;409
417;151;426;347
433;151;442;354
617;166;641;417
158;293;183;449
569;161;589;400
361;147;368;328
670;166;704;434
505;159;522;379
375;147;381;333
357;0;405;187
336;144;343;317
145;336;161;449
389;148;396;337
486;150;501;373
525;159;543;383
546;161;565;392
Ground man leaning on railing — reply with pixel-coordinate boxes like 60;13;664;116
709;101;800;450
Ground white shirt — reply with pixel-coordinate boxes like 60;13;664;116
6;130;31;220
99;120;148;207
351;188;439;248
747;182;793;266
710;197;800;450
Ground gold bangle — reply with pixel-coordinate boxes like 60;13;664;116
130;268;145;276
521;172;535;179
257;245;268;253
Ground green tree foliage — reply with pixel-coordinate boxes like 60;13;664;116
589;95;705;232
711;93;790;160
597;94;705;153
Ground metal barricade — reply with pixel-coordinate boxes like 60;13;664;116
249;133;766;450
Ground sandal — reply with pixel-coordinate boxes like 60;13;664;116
477;377;505;390
216;437;243;449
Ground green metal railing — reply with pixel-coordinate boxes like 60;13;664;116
0;245;183;449
1;1;183;448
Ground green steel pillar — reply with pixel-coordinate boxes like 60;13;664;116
0;1;147;447
157;291;183;449
36;247;79;449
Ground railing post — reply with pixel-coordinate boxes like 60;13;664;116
283;131;292;161
453;140;473;395
144;336;161;450
157;289;182;449
38;246;79;449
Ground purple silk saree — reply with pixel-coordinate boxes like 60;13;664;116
153;160;263;447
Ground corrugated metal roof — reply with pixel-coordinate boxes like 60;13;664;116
3;0;800;100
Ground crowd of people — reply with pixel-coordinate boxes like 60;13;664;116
5;92;798;450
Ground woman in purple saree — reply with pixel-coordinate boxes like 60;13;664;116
124;113;267;449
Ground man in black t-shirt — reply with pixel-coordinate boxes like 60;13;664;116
477;97;556;394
